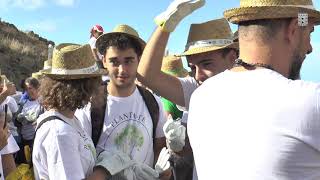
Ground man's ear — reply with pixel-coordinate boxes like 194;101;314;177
102;56;107;68
285;18;299;44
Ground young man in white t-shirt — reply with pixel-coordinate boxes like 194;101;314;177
188;1;320;179
93;24;170;179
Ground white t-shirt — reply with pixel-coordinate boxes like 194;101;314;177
179;77;198;111
88;37;103;60
94;87;166;167
0;97;19;136
33;111;96;180
1;96;18;114
188;69;320;180
0;135;20;180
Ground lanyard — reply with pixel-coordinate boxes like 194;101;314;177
234;59;275;71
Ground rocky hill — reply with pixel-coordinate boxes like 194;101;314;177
0;19;54;89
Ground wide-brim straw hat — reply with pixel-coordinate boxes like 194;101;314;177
176;18;239;57
43;43;108;79
96;24;146;55
43;59;52;70
161;55;189;78
224;0;320;24
32;72;44;80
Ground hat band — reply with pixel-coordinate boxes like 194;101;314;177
186;39;233;51
51;63;99;75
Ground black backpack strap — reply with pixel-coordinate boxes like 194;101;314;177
35;115;66;131
90;85;108;147
137;86;159;140
31;115;67;167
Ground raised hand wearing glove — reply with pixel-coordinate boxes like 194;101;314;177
154;0;205;32
163;116;186;152
95;149;134;176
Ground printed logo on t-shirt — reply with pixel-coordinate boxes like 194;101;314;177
103;112;152;162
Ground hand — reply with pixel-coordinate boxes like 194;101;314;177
155;147;171;174
120;162;159;180
154;0;205;32
2;81;16;96
95;149;134;176
163;117;186;152
0;120;9;150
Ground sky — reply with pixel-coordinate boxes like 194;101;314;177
0;0;320;82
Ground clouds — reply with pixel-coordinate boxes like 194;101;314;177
24;19;58;32
0;0;77;10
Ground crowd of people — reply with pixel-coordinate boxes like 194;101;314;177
0;0;320;179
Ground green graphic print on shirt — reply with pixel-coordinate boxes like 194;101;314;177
115;124;144;159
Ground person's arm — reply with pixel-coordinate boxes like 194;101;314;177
138;0;205;107
2;153;16;177
137;28;186;106
91;48;100;61
0;82;16;105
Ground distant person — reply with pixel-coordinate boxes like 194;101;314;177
19;79;29;104
15;77;42;164
160;55;188;120
89;24;104;68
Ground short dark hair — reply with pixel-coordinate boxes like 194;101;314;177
102;34;143;57
239;18;292;41
25;77;40;89
220;48;237;58
40;76;100;111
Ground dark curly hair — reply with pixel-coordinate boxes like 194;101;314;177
100;34;143;57
39;76;101;111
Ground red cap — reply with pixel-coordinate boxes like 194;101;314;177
92;24;104;32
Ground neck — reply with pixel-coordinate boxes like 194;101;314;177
57;109;75;119
107;82;136;97
236;39;290;77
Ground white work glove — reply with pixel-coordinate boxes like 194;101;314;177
155;147;171;174
154;0;205;32
120;162;159;180
95;149;134;175
163;117;186;152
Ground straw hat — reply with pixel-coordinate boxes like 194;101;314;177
32;72;44;80
43;43;108;79
96;24;146;55
161;56;189;78
176;18;239;56
224;0;320;24
43;59;52;70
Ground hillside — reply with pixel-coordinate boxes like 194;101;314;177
0;19;54;89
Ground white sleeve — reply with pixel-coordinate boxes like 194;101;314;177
7;97;18;113
88;38;97;49
179;77;198;110
0;135;19;154
180;111;188;124
75;104;92;137
154;95;166;138
46;128;86;180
